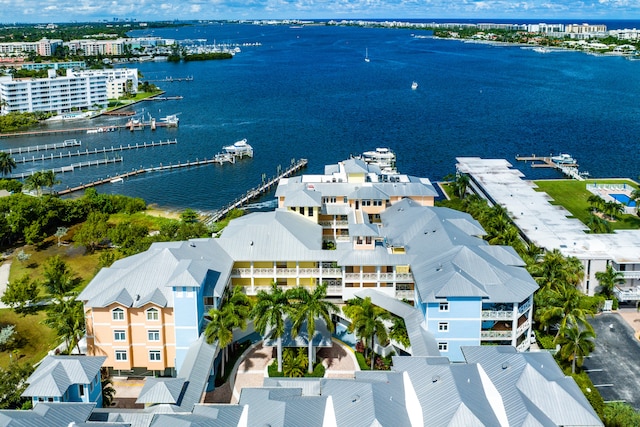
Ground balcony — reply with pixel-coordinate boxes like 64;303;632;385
481;310;514;320
518;298;532;315
516;340;530;352
242;283;342;296
395;289;414;300
516;319;531;337
231;267;343;278
480;330;513;339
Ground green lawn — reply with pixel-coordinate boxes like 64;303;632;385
533;179;640;230
0;307;58;369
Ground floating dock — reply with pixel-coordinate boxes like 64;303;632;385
11;157;123;179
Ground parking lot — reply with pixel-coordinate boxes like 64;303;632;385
584;312;640;409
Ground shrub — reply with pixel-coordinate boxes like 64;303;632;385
571;372;605;420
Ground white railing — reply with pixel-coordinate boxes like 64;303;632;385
516;340;530;352
242;284;342;296
481;330;513;339
323;268;343;276
518;299;532;315
319;220;349;227
516;320;530;337
232;267;343;278
336;236;350;241
326;285;342;295
481;310;514;320
395;290;414;299
614;287;640;301
615;270;640;279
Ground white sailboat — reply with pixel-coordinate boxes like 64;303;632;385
411;81;418;90
365;48;370;62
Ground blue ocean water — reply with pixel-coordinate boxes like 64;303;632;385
5;22;640;212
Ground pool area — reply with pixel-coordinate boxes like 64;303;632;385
609;193;636;207
333;322;357;349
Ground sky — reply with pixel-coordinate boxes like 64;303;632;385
0;0;638;24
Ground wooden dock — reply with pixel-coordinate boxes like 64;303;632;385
515;154;585;181
11;157;123;179
0;126;125;139
2;139;81;155
205;158;309;225
13;139;177;164
55;149;254;196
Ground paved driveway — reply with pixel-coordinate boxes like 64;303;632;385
584;313;640;409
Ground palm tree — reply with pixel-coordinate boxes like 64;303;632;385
389;315;410;348
530;249;584;291
24;171;46;196
204;307;234;376
536;283;595;339
586;214;612;234
603;200;624;221
100;368;116;407
587;194;605;214
41;170;60;193
204;287;252;376
251;282;292;373
595;264;624;299
43;296;85;354
555;322;596;374
290;284;338;373
0;152;16;177
282;347;308;378
343;297;390;370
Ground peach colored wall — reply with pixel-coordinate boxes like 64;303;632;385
86;303;175;371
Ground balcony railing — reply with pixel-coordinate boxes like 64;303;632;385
480;330;513;339
516;320;531;337
481;310;514;320
242;284;342;296
518;299;532;315
231;267;343;278
395;290;414;300
516;340;530;352
614;270;640;279
318;220;349;227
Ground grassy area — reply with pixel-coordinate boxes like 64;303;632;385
106;90;163;111
0;306;58;369
9;231;102;295
533;179;640;230
109;210;179;229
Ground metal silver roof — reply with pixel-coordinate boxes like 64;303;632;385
461;346;603;427
22;356;106;398
0;402;96;427
79;239;233;308
136;378;186;404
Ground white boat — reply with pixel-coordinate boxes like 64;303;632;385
360;147;397;172
533;47;551;54
365;48;370;62
159;114;180;127
223;139;253;156
110;177;123;184
411;81;418;90
551;153;576;164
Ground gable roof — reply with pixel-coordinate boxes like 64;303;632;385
22;356;106;398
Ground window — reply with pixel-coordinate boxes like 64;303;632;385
362;200;371;206
146;308;159;321
114;330;126;341
112;308;124;321
439;302;449;312
438;322;449;332
149;350;161;361
438;342;448;352
115;350;127;361
148;330;160;341
308;207;313;216
79;384;84;396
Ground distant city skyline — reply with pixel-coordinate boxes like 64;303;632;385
1;0;640;24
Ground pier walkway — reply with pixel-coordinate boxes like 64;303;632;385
204;158;308;225
11;157;123;179
13;139;177;164
515;154;585;181
55;150;254;196
2;139;81;155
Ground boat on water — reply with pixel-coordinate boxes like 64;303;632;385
411;81;418;90
223;138;253;156
159;114;180;127
365;48;370;63
110;177;124;184
360;147;397;173
551;153;576;164
533;46;552;54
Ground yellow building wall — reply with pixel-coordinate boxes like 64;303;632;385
347;173;366;183
254;261;272;268
234;261;251;268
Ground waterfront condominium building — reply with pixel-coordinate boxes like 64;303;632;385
79;155;539;376
0;68;138;114
0;38;63;57
0;69;107;115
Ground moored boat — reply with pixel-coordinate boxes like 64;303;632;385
360;147;397;172
223;138;253;156
411;81;418;90
551;153;576;164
